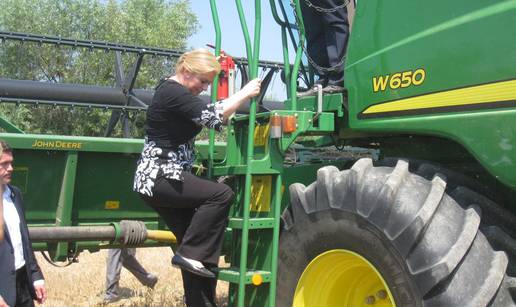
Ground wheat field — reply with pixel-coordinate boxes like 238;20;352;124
35;247;229;306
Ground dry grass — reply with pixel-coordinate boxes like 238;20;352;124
36;247;229;306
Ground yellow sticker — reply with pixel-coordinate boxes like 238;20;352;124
105;201;120;210
253;124;270;147
250;175;272;212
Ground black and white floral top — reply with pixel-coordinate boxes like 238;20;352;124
133;79;224;197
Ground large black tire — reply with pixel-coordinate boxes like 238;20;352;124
277;158;513;307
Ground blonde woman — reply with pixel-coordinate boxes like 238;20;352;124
133;48;261;307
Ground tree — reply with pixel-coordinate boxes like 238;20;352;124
0;0;199;136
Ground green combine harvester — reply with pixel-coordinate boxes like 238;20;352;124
1;0;516;306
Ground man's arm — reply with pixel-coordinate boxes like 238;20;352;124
27;231;46;304
32;281;46;305
12;186;46;304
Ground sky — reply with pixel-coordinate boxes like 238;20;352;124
187;1;290;100
188;1;285;62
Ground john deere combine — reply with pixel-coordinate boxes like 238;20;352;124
1;0;515;306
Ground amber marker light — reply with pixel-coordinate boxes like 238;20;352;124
252;273;263;286
281;115;297;134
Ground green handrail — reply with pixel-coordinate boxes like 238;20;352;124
208;0;222;179
252;0;262;75
269;0;292;99
235;0;260;305
235;0;255;77
290;0;307;110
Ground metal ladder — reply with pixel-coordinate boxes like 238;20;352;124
214;114;283;306
206;1;285;305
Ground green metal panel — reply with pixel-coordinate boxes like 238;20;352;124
11;150;67;224
2;131;226;259
345;0;516;189
72;151;155;222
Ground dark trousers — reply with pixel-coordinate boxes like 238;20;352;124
141;172;234;307
301;0;349;85
15;267;34;307
105;248;155;299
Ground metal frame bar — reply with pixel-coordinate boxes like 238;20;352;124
0;97;147;111
53;151;78;261
0;30;284;69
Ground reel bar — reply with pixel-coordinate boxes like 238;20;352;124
0;97;147;111
0;31;284;69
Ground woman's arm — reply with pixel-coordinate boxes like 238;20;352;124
219;78;261;122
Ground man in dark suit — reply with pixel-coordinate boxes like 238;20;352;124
0;140;46;307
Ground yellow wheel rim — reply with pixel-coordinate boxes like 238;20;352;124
293;249;396;307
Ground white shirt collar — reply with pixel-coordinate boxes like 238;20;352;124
3;184;26;270
3;185;11;198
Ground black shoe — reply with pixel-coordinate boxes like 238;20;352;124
102;295;120;304
172;254;216;278
144;274;158;289
322;84;345;94
297;85;324;97
296;83;324;98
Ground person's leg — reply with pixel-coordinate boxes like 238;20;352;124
15;269;35;307
300;0;329;84
105;248;123;300
120;248;158;288
147;173;234;266
142;202;195;245
177;174;233;265
142;203;218;306
322;0;349;87
182;270;218;307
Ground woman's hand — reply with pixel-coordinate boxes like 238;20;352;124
220;78;263;122
241;78;262;99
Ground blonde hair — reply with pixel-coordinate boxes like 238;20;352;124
175;48;221;76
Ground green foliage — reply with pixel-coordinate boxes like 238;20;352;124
0;0;199;137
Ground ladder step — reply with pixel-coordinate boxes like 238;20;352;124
229;218;275;229
216;267;272;284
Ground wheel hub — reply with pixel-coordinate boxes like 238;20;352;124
293;249;395;307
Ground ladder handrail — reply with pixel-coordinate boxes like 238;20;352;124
269;0;292;99
289;0;307;110
208;0;222;179
208;2;282;307
234;0;260;305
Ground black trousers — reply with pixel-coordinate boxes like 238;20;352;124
15;267;35;307
141;171;234;307
301;0;349;85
